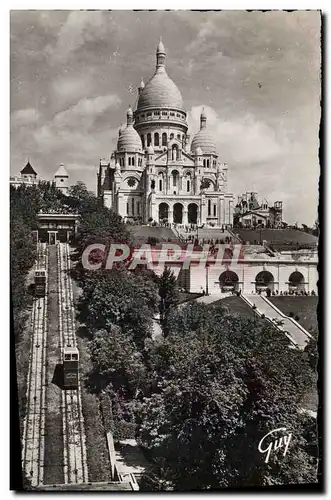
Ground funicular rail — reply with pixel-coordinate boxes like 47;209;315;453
57;242;88;484
22;243;48;486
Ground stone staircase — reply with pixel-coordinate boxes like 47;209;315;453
242;294;312;349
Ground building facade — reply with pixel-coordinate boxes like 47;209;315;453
234;192;283;228
10;161;70;192
97;40;234;226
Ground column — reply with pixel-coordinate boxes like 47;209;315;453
169;207;174;224
183;209;188;225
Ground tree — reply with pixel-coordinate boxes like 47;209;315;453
10;187;38;341
135;302;318;489
88;326;147;395
80;268;158;349
158;267;179;333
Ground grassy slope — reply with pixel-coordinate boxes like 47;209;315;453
15;309;33;438
212;295;257;319
269;296;319;334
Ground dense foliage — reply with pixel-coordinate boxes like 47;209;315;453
135;303;318;489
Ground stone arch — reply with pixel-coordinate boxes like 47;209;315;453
173;202;183;224
188;203;198;224
288;271;305;292
154;132;160;147
158;202;169;222
255;270;274;292
219;270;239;292
201;177;215;192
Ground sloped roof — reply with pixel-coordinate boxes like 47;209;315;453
54;164;69;177
20;160;37;175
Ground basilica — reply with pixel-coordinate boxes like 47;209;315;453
97;40;234;226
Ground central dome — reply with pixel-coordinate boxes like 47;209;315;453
136;40;185;112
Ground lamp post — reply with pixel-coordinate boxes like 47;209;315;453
206;264;209;296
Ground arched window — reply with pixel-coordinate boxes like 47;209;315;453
172;170;179;187
170;133;174;140
147;133;151;146
154;133;159;147
208;199;211;216
132;198;135;216
187;180;190;192
207;159;210;168
203;159;206;167
132;157;135;166
127;202;129;215
128;157;131;166
177;134;181;140
162;133;167;146
213;204;217;216
137;202;140;215
159;179;163;191
141;135;145;149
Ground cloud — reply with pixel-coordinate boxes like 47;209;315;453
11;107;41;127
45;11;112;63
188;105;283;164
51;74;94;104
51;94;121;128
31;96;121;163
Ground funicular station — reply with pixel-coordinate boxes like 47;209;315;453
36;212;80;244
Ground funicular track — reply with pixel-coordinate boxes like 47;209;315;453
57;242;88;484
22;242;49;486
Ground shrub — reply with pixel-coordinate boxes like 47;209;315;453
289;311;294;318
260;314;265;319
294;315;300;322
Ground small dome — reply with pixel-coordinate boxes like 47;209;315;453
127;106;133;118
117;125;142;152
191;130;216;154
191;110;216;154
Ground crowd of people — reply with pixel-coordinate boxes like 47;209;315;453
251;288;316;296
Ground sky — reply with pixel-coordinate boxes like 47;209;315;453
10;10;321;225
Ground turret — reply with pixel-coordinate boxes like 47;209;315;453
156;37;166;71
54;163;69;194
138;78;145;95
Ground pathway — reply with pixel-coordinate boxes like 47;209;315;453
243;294;312;349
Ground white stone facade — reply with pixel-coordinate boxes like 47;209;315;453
170;254;319;295
97;40;234;226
